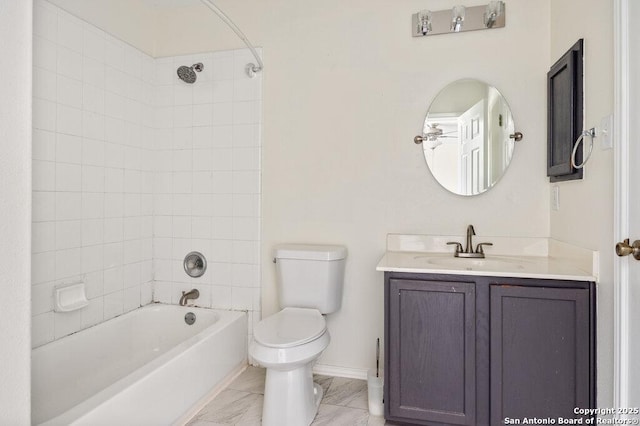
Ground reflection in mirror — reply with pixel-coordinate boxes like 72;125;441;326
422;79;516;196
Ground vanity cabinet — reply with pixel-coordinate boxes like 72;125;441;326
388;278;476;425
490;285;591;424
384;272;596;426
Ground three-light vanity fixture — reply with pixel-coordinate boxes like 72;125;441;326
413;1;505;37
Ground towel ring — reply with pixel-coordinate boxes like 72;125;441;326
571;128;596;169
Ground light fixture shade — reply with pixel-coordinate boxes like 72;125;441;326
412;2;506;38
417;9;432;35
425;137;443;150
450;5;466;32
484;1;503;28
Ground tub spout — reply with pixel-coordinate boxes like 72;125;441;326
180;289;200;306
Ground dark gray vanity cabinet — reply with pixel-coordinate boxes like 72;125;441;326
387;278;476;425
490;285;591;424
384;273;596;426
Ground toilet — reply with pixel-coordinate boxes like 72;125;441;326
249;244;347;426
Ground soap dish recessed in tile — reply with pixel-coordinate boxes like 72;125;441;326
54;281;89;313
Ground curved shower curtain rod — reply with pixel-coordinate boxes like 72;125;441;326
200;0;264;78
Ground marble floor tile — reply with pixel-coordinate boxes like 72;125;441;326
366;414;388;426
311;404;369;426
192;389;261;425
228;366;266;394
187;420;227;426
234;393;263;426
321;376;369;409
188;366;396;425
313;374;334;397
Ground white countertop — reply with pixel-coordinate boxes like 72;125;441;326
376;234;598;282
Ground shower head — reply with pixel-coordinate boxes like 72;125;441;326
177;63;204;84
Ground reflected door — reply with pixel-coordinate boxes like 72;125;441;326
458;100;485;195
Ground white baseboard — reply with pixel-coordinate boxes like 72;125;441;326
248;360;370;380
313;363;369;380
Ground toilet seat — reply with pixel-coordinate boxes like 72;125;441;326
254;307;326;348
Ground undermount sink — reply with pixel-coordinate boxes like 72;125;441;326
413;255;528;271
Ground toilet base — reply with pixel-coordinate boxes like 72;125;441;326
262;363;323;426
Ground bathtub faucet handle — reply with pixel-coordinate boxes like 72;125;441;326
179;289;200;306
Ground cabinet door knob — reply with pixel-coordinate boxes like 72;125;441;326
615;238;640;260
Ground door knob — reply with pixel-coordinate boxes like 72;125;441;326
615;238;640;260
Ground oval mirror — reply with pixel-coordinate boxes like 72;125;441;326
420;79;519;196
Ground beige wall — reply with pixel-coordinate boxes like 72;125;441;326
204;0;551;370
0;1;33;423
40;0;619;410
260;0;550;370
48;0;553;372
549;0;615;408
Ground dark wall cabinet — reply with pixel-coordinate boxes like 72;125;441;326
384;272;596;426
547;39;584;182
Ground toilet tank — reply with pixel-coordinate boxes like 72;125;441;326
274;244;347;314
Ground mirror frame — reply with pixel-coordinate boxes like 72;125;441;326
419;78;519;196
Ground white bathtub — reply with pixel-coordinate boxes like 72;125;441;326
32;304;247;425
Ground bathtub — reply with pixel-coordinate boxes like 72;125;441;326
32;304;247;425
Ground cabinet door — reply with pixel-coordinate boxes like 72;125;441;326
388;279;476;425
490;285;590;424
547;39;584;182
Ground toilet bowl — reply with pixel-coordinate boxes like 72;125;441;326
249;308;330;426
251;244;347;426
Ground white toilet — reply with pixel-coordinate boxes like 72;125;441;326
249;244;347;426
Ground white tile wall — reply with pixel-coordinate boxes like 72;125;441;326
32;0;155;347
32;0;262;348
152;50;262;344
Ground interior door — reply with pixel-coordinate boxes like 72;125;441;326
458;100;485;195
615;0;640;411
626;0;640;406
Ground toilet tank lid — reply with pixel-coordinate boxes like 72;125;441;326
274;244;347;261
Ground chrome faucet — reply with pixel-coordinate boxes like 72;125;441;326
179;289;200;306
465;224;475;254
447;225;493;258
